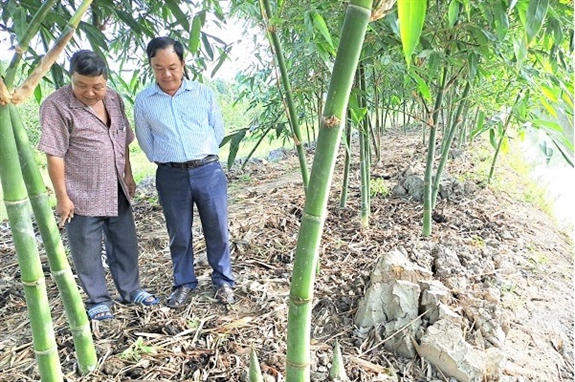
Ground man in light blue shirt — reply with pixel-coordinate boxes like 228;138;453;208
134;36;235;308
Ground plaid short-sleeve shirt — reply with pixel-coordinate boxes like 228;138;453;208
38;85;134;217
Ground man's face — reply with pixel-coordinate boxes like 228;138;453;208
71;73;107;106
150;48;184;96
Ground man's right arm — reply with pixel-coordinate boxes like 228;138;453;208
46;155;74;228
134;97;154;162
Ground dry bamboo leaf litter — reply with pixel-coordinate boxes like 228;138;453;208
0;129;572;381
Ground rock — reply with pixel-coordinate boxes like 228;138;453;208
450;148;463;160
355;279;422;358
371;247;432;284
464;180;477;195
404;167;416;177
392;184;407;196
267;148;288;161
403;175;425;200
419;280;451;324
416;319;486;382
432;245;463;278
101;357;126;376
485;347;505;379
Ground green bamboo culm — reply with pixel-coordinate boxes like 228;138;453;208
431;80;471;208
422;63;448;237
10;105;97;374
286;1;373;381
339;117;352;208
261;0;310;193
0;105;62;381
357;64;370;228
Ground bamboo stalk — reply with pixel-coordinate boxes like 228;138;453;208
0;105;62;381
357;65;370;228
339;116;352;208
10;105;97;374
12;0;93;105
488;93;521;183
286;1;376;380
261;0;309;193
422;63;448;237
431;80;471;208
4;0;59;89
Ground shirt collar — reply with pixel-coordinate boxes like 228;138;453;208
149;77;196;97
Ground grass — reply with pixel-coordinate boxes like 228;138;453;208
470;136;555;217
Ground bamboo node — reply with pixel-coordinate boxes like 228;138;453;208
0;77;12;105
14;45;25;54
289;295;311;305
52;267;72;277
323;115;340;127
286;359;310;368
71;325;92;336
22;277;46;287
34;345;58;356
303;212;323;224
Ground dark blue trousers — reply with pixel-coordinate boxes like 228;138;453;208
156;161;234;290
66;190;141;308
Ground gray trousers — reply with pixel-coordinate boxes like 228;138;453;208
66;190;141;308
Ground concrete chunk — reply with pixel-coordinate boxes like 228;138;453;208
416;319;486;382
371;247;432;284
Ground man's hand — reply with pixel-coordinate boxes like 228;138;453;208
124;174;137;198
56;196;75;229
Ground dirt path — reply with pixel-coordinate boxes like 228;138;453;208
0;130;572;381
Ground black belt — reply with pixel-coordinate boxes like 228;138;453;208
158;155;219;169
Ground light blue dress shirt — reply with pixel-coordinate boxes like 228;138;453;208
134;78;224;163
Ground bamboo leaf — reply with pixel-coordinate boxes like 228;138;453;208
489;127;497;149
494;0;509;41
461;0;471;20
227;130;246;169
448;0;460;28
471;110;487;138
33;84;42;103
539;98;558;118
116;10;142;34
531;118;564;133
540;84;559;102
398;0;427;67
202;33;214;60
164;0;190;31
515;0;529;27
500;135;509;153
410;71;431;102
189;15;202;54
513;36;528;69
211;50;228;78
525;0;549;44
312;11;335;54
80;21;109;50
468;51;478;81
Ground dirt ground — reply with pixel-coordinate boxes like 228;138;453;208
0;128;573;381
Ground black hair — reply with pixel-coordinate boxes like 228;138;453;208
146;36;189;79
69;50;108;79
146;36;185;62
